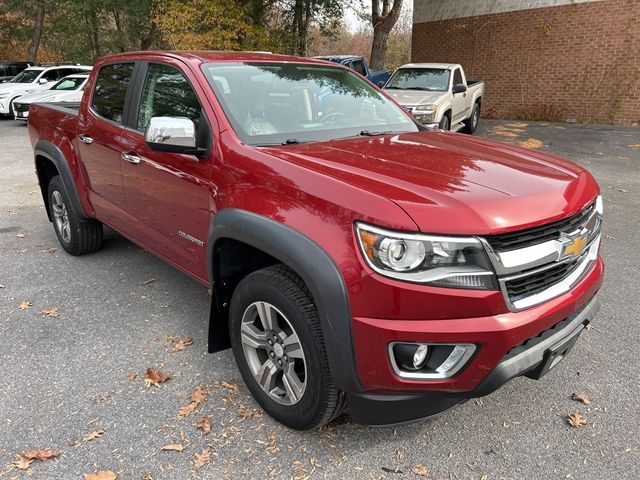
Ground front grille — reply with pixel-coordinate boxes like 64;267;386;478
487;203;596;251
14;103;29;113
505;255;585;301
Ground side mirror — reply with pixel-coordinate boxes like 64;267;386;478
145;116;205;156
38;78;49;85
452;83;467;94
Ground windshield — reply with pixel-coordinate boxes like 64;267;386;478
385;68;450;92
11;69;43;84
52;76;86;91
201;62;417;146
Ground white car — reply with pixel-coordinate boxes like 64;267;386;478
0;65;92;117
13;74;89;121
384;63;484;134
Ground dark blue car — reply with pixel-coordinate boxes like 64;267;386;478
312;55;391;87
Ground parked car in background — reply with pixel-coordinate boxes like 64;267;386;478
28;51;603;430
0;64;92;117
13;73;89;121
313;55;391;86
0;62;34;83
384;63;484;133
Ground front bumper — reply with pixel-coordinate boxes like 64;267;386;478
349;294;600;426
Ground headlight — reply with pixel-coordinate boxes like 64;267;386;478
356;223;498;289
414;104;437;113
412;104;437;124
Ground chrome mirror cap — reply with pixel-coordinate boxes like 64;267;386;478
144;116;196;148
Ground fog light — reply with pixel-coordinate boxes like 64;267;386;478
413;344;429;369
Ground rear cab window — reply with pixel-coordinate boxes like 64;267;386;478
91;63;134;124
453;68;463;87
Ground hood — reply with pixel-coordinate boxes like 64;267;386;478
14;90;80;104
0;82;27;92
385;90;445;107
260;131;598;235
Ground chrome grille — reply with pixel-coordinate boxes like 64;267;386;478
484;201;602;311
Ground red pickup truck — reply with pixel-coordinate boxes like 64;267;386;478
27;51;604;430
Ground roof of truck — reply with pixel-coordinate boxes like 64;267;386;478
99;50;335;66
397;63;460;70
312;55;362;62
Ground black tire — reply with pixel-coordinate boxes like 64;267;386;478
47;175;103;255
229;264;345;430
462;101;481;134
439;112;451;131
8;98;17;119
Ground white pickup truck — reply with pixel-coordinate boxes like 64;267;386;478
384;63;484;134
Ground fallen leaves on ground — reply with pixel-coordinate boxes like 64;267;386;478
161;443;185;452
84;471;117;480
411;465;429;476
179;385;206;417
42;247;57;253
567;411;587;427
572;393;591;405
194;416;211;434
520;138;543;149
82;429;105;442
169;336;193;352
127;373;137;382
193;447;212;469
140;278;156;286
490;125;523;138
12;455;33;470
21;449;61;461
214;380;240;393
16;233;26;238
19;300;32;310
628;144;640;149
0;284;5;288
145;368;169;388
41;307;60;317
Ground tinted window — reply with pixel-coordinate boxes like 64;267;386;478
453;68;463;86
92;63;134;124
41;69;61;82
136;63;201;132
352;60;366;76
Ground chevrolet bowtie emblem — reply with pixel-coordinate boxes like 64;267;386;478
562;234;587;258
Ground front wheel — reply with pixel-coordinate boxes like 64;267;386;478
438;114;450;131
48;175;103;255
462;102;480;134
229;265;345;430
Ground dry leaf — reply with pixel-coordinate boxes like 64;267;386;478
572;393;591;405
21;449;61;461
82;429;105;442
520;138;543;149
0;284;5;288
411;465;429;476
193;447;212;469
191;385;206;404
172;337;193;352
140;278;156;286
127;373;137;382
42;247;57;253
145;368;169;387
215;380;240;393
12;455;33;470
567;411;587;427
84;471;117;480
161;443;185;452
178;402;197;417
16;233;26;238
194;416;211;434
19;300;32;310
41;307;60;317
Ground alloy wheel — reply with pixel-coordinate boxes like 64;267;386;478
240;301;307;405
52;190;71;243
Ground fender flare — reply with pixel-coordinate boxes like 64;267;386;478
34;140;90;220
207;208;363;394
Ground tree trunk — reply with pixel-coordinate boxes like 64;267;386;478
294;0;306;56
87;7;101;61
369;0;403;71
26;1;46;63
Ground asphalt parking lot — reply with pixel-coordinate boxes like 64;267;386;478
1;118;639;479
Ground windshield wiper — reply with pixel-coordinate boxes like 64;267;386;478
358;130;394;137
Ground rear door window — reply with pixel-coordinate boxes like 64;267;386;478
41;69;61;82
352;60;366;76
92;63;134;124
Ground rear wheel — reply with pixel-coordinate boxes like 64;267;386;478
463;102;480;134
229;265;345;430
48;175;103;255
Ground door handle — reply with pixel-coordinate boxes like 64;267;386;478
121;152;141;164
78;134;94;144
